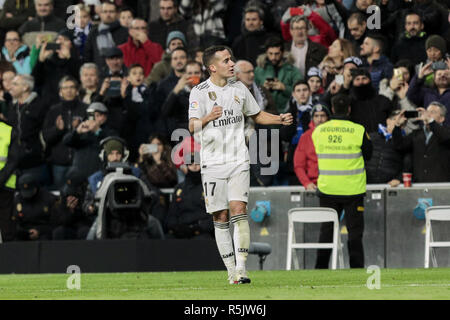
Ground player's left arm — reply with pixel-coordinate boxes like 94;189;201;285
251;110;293;126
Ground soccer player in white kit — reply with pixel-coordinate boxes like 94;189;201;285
188;46;293;284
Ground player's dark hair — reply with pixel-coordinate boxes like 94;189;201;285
202;45;233;70
331;93;351;116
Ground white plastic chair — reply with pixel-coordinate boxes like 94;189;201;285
286;207;344;270
424;206;450;268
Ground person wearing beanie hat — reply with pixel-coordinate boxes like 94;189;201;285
293;102;330;190
349;67;395;133
306;67;324;101
145;30;189;85
166;31;187;49
118;18;164;77
103;138;125;163
425;34;447;63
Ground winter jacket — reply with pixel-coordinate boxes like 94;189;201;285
83;21;129;69
255;52;303;113
366;130;405;184
0;0;35;31
42;99;87;166
1;44;31;75
393;121;450;182
390;32;427;65
362;55;394;91
407;75;450;125
118;37;164;77
293;121;319;187
6;92;46;170
232;29;272;67
350;85;394;134
145;52;171;86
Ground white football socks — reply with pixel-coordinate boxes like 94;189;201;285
230;213;250;272
214;221;236;275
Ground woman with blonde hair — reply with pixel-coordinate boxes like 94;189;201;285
319;38;355;88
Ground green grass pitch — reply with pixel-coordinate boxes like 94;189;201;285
0;268;449;300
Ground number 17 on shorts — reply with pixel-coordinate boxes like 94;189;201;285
201;171;250;214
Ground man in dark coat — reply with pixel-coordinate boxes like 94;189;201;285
349;68;394;133
42;76;87;190
231;6;269;67
83;2;129;70
393;102;450;182
7;75;46;182
147;0;196;49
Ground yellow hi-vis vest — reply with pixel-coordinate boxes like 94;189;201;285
312;119;366;196
0;122;16;189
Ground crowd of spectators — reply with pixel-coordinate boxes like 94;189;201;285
0;0;449;241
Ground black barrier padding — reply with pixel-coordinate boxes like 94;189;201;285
0;241;40;273
0;240;224;274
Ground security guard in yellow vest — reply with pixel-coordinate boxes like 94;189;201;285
0;121;17;241
312;94;372;268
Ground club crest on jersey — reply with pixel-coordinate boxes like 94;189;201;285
208;92;217;101
190;101;199;109
234;96;240;104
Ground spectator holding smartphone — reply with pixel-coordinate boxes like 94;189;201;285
138;134;178;188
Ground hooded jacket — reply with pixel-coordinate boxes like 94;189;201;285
118;37;164;77
362;55;394;91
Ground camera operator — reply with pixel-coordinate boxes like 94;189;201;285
83;136;165;239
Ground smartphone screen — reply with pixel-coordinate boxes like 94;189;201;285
404;111;419;118
46;42;60;51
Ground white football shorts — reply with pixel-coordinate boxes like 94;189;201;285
201;170;250;214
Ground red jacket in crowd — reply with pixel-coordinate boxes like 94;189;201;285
293;121;319;188
119;37;164;77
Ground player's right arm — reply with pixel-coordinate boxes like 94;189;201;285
188;106;223;133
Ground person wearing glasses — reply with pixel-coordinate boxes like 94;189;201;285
118;18;163;77
1;30;31;75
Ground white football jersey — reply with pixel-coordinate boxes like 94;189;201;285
189;78;261;178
